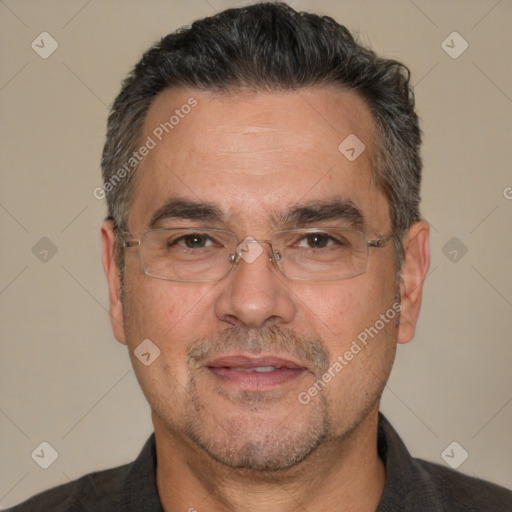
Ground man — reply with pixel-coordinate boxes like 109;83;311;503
9;2;511;511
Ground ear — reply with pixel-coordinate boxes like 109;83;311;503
101;219;127;345
397;219;430;344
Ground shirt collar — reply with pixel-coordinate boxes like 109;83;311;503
121;433;164;511
376;412;444;511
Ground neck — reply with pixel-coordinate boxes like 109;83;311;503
154;407;386;512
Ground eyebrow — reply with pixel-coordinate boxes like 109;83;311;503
148;197;365;230
271;198;365;230
148;198;227;228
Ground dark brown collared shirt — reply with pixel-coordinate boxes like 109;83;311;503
7;413;512;511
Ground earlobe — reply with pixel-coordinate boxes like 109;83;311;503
101;219;127;345
397;220;430;345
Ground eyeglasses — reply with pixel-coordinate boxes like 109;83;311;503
120;227;394;282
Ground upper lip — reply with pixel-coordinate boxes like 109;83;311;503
205;354;307;370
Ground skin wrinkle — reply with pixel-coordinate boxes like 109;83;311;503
240;126;279;133
102;85;429;512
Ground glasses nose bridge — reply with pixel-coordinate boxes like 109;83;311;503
232;237;281;267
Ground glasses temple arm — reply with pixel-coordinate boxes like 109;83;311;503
367;232;395;248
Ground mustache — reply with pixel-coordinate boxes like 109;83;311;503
187;324;330;376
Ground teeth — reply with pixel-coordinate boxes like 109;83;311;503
232;366;276;372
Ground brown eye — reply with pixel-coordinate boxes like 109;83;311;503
165;233;215;249
305;234;330;248
181;234;210;248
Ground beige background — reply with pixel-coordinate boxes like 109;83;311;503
1;0;511;507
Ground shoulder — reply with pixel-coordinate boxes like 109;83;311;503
5;463;130;512
414;457;512;511
377;413;512;511
6;434;161;512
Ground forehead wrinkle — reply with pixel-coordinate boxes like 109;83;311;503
217;125;279;134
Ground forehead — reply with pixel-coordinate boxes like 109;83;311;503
128;86;389;233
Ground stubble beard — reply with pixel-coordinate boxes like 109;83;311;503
122;281;401;473
180;372;330;472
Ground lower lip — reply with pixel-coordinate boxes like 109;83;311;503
207;367;307;389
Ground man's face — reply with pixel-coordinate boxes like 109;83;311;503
115;87;401;470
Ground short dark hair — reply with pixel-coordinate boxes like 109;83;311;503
102;1;421;272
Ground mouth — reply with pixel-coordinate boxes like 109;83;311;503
205;355;309;390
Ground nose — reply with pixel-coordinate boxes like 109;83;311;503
213;240;297;329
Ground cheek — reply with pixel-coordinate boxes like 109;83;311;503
123;280;198;393
313;283;399;407
123;271;216;347
298;278;392;342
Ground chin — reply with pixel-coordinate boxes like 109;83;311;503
188;422;327;471
182;394;330;472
